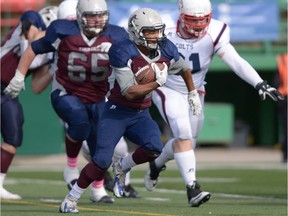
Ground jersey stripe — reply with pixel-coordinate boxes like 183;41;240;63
154;88;170;127
213;23;227;47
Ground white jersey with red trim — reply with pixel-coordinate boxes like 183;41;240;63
164;19;229;93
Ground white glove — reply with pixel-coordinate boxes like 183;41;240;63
188;89;202;116
96;42;112;53
152;62;168;86
4;70;25;98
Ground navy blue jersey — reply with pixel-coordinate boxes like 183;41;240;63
31;20;129;103
108;38;187;109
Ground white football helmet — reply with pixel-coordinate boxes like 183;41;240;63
57;0;78;20
178;0;212;38
128;8;166;50
39;6;58;28
76;0;109;36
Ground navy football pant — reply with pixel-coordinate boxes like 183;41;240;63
1;86;24;147
50;89;105;144
92;101;163;169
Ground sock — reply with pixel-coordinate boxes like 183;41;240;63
77;162;106;189
131;147;158;165
70;182;86;200
125;171;131;186
65;136;82;162
112;137;128;162
154;138;175;168
121;154;136;172
91;179;104;189
67;157;78;168
174;149;196;187
65;136;82;168
1;147;15;173
0;173;6;187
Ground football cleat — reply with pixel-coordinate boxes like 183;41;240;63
90;186;114;203
59;194;79;213
187;181;211;207
144;161;166;191
123;184;141;198
112;159;130;198
63;166;79;190
0;187;21;200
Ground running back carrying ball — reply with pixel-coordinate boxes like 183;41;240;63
135;63;164;84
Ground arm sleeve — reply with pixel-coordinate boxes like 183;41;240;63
113;65;135;95
168;57;189;75
218;43;263;87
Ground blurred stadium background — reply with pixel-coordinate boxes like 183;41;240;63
1;0;287;155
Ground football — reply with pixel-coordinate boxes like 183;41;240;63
135;63;164;84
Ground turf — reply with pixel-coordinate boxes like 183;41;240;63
1;168;287;216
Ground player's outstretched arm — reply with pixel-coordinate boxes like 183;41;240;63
218;43;284;101
4;45;36;98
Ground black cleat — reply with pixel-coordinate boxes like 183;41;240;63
123;184;141;198
187;181;211;207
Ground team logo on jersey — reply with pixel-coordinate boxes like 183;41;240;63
175;43;193;50
110;105;116;109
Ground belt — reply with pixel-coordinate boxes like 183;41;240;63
109;102;146;113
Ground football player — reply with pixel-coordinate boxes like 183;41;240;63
54;0;140;200
145;0;283;207
58;7;201;213
3;0;129;206
1;6;58;200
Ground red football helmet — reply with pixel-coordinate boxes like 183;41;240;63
178;0;212;39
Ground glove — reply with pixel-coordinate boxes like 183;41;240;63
255;81;284;101
188;89;202;116
152;62;168;86
96;42;112;53
4;70;25;98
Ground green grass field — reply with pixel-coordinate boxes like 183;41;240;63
1;166;287;216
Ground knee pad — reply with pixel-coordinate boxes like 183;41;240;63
144;135;163;154
4;132;23;147
1;99;24;147
92;155;113;170
67;122;90;141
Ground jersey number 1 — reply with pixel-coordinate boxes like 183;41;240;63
180;53;200;74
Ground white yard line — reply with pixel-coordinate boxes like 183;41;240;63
4;177;286;203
